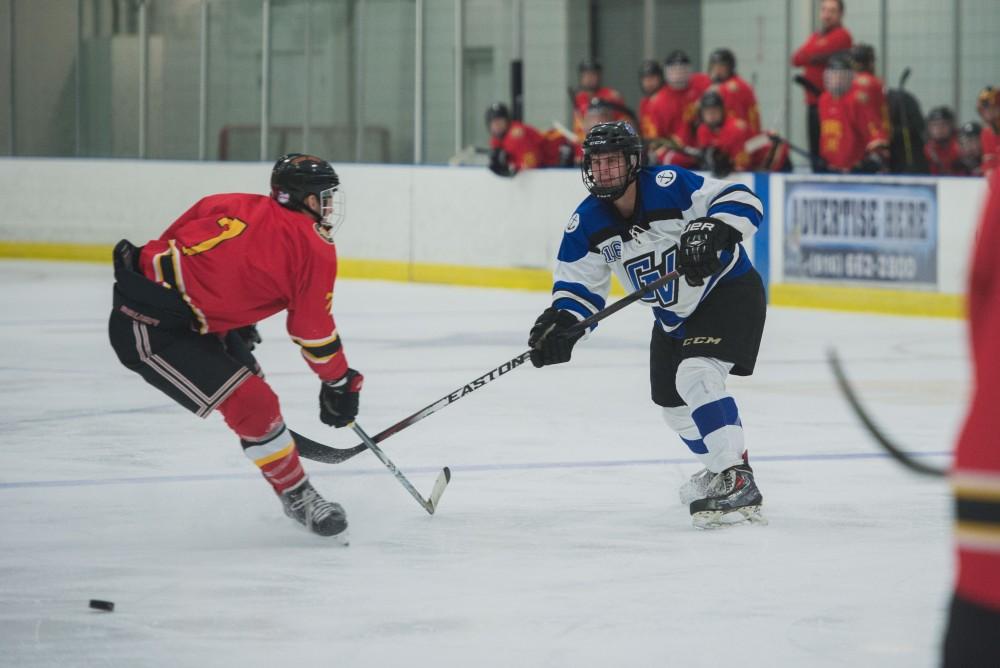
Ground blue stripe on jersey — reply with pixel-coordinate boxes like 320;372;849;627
708;183;756;208
707;200;762;228
691;397;741;438
652;306;684;328
552;280;606;313
716;246;751;285
554;297;596;322
681;436;708;455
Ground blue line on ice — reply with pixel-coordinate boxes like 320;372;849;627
0;450;951;490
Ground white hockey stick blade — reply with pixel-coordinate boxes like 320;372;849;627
426;467;452;514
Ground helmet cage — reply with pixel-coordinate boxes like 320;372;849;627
581;123;643;200
319;186;346;239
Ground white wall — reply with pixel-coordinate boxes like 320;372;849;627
0;158;983;298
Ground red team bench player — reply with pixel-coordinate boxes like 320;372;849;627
108;154;362;540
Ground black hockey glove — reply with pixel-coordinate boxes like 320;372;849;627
488;148;514;177
234;324;262;351
706;147;734;178
677;217;742;287
528;307;584;368
319;368;364;428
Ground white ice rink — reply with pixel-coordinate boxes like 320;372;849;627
0;260;966;667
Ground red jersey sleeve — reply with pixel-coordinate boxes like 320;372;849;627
792;26;852;65
982;126;998;174
286;244;349;382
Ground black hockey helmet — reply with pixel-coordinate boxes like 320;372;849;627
270;153;345;237
581;121;643;201
664;50;692;67
578;58;603;73
708;48;736;72
926;106;955;125
700;90;725;110
850;43;875;72
639;59;664;79
825;53;852;71
957;121;982;140
485;102;511;126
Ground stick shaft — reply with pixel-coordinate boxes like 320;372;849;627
294;270;680;464
351;422;436;513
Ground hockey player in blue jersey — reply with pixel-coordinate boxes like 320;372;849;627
528;121;767;528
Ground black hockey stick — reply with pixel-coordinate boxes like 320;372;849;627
827;348;946;476
351;422;451;514
292;270;681;465
793;74;823;98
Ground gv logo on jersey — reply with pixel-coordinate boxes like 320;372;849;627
655;170;677;188
566;213;580;232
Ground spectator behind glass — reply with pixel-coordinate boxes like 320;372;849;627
792;0;853;169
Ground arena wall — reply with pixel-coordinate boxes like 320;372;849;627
0;158;983;317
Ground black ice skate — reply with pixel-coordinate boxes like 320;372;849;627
280;480;349;540
689;464;765;529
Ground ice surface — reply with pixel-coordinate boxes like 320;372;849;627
0;260;965;667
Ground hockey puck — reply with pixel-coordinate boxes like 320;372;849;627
89;599;114;612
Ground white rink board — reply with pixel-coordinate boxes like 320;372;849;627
0;260;964;667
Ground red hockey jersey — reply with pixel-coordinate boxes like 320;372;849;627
138;193;349;381
716;75;761;133
954;169;1000;610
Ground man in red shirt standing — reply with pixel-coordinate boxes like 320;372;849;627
924;107;967;175
572;59;625;141
792;0;853;168
977;86;1000;176
648;50;712;168
818;55;886;172
485;102;572;176
943;168;1000;666
108;154;360;540
707;48;760;132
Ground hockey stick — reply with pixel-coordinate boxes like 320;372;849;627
293;270;681;465
350;421;451;514
827;348;946;477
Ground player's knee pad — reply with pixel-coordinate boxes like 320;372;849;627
661;405;695;433
675;357;732;408
217;375;283;440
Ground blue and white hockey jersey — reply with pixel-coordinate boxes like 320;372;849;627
551;165;763;337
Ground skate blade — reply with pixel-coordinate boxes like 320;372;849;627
692;506;767;530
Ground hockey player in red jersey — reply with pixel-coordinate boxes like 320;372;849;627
817;55;888;172
957;122;985;176
485;102;572;176
791;0;853;164
108;154;360;540
572;59;626;141
695;91;789;176
923;107;967;176
848;43;890;155
707;48;760;133
638;59;666;141
943;168;1000;666
648;50;712;168
976;86;1000;176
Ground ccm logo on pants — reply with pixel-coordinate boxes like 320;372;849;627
683;336;722;346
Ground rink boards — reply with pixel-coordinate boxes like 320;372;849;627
0;158;983;317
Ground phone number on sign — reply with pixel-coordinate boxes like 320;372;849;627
805;252;919;281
